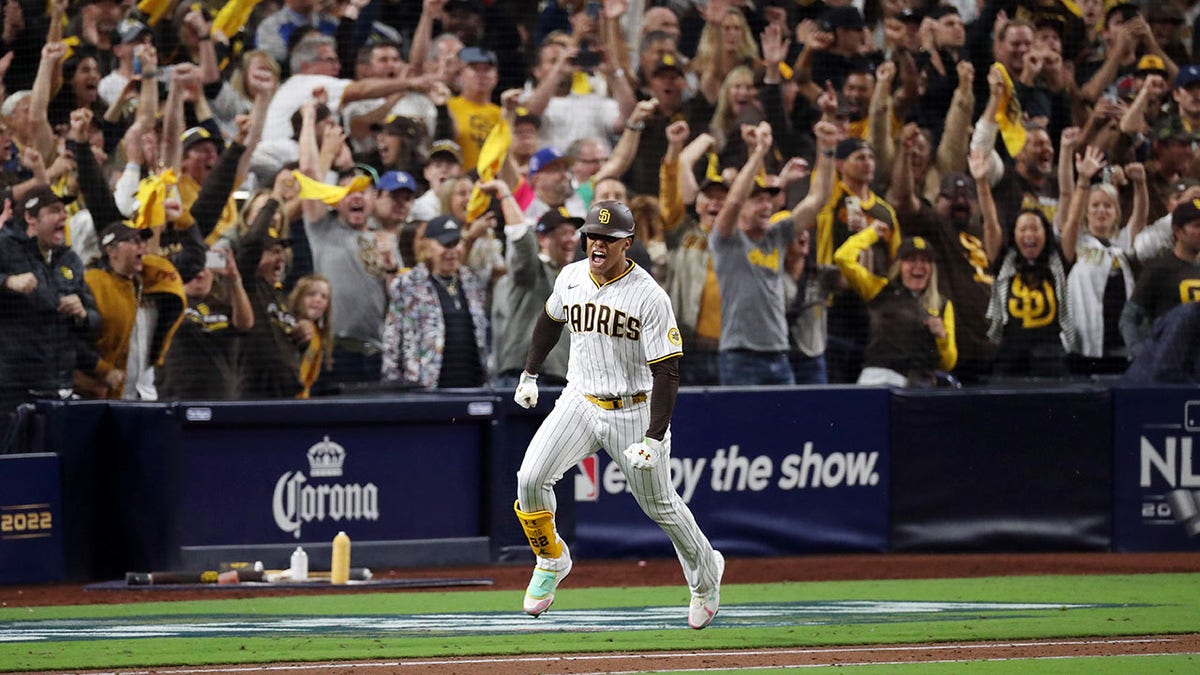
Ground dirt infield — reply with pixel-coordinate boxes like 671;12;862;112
37;635;1200;674
4;552;1200;674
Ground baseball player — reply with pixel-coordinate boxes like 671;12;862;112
512;200;724;629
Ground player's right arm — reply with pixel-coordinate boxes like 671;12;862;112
523;276;569;377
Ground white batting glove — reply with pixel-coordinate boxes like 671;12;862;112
514;371;539;409
623;437;664;471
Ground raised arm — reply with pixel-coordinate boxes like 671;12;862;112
523;44;576;117
133;45;160;131
592;98;656;184
659;120;689;233
968;145;1003;264
235;62;277;179
297;102;330;224
1080;24;1134;104
791;120;840;228
27;41;65;160
69;118;123;235
968;65;1008;188
477;179;524;226
1124;162;1149;247
46;0;65;44
408;0;443;74
867;61;897;171
598;41;636;133
889;122;922;214
161;65;200;171
935;61;975;176
694;6;730;104
676;132;715;206
1061;145;1107;264
713;121;773;237
184;9;220;85
792;21;833;106
1056;126;1081;221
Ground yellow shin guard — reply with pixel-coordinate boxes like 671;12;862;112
514;500;563;559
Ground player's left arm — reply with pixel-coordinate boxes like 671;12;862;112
646;357;680;441
642;289;684;441
625;290;682;470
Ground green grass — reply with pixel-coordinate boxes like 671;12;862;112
0;573;1197;672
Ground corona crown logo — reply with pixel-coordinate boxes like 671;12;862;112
307;436;346;477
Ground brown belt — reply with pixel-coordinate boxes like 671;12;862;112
585;392;648;410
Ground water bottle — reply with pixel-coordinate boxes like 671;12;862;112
290;546;308;581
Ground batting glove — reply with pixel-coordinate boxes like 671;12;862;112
514;371;539;409
623;437;664;471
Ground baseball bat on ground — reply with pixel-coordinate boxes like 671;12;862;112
125;567;371;585
125;569;266;585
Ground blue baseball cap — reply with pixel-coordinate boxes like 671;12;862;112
377;170;417;193
1176;64;1200;88
529;147;570;178
458;46;498;66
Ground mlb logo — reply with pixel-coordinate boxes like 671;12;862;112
575;456;598;501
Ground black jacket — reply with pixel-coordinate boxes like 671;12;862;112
0;226;100;393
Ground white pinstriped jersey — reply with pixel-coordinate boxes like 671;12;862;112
546;260;682;397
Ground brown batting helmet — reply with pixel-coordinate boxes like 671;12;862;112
580;200;635;239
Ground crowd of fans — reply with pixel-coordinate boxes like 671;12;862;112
2;0;1200;444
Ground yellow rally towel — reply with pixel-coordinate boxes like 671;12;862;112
993;62;1027;158
466;117;512;222
138;0;175;26
60;35;80;61
293;171;373;206
133;169;180;231
212;0;260;38
705;152;721;182
571;71;593;95
297;331;323;400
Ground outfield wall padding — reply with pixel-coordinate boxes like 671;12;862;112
889;387;1113;552
18;385;1200;582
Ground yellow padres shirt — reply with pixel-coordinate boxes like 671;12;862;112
447;97;501;169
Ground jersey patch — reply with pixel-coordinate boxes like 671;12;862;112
60;266;74;280
668;327;682;346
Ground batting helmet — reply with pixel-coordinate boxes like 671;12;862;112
580;200;635;239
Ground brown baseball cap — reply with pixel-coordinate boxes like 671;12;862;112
99;221;153;248
19;184;74;217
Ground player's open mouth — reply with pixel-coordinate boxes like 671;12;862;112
590;249;607;265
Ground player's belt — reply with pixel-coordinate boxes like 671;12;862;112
584;392;648;410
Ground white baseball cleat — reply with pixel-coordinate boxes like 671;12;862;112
523;544;573;617
688;550;725;629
